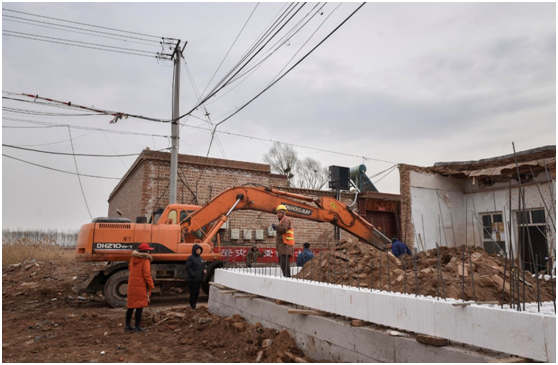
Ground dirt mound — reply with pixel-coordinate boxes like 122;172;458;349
2;259;107;311
294;239;555;303
3;259;315;363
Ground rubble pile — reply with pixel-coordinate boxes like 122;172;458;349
147;306;310;363
295;239;556;302
3;258;314;363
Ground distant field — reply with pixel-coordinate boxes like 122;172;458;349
2;229;77;267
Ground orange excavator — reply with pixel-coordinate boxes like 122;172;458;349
74;185;390;307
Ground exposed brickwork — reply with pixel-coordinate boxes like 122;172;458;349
108;149;400;249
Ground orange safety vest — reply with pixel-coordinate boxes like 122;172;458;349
280;217;295;245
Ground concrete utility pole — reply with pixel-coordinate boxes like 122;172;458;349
157;38;187;204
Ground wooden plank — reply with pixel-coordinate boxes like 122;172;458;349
233;294;259;299
486;356;529;363
287;309;325;316
416;334;448;347
219;289;241;295
209;281;227;290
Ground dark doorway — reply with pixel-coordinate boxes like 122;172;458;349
517;209;549;273
367;211;398;241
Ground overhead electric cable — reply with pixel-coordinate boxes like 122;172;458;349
3;8;162;38
3;17;160;47
6;94;169;123
2;153;160;180
229;3;326;85
268;3;341;85
204;3;296;100
176;3;307;121
2;13;161;42
3;30;156;54
198;2;259;102
67;127;93;220
2;144;164;157
184;121;397;164
2;117;170;139
205;3;366;153
1;130;96;147
3;32;157;58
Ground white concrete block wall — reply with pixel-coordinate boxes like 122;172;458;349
409;171;556;255
214;269;556;362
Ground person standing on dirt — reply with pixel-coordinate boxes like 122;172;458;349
246;246;262;268
388;237;411;258
186;243;206;310
125;243;155;333
296;242;315;267
271;205;295;277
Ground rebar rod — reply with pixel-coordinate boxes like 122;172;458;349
413;247;419;297
356;252;360;290
543;159;557;219
529;167;556;232
387;251;391;292
535;254;541;312
501;252;508;309
550;256;556;313
404;256;407;295
435;242;440;300
379;251;382;290
370;261;373;291
437;192;449;246
467;243;477;301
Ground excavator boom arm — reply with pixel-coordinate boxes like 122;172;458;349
181;186;390;249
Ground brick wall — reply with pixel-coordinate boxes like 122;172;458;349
108;150;368;248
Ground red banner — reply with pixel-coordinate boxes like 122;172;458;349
213;246;326;263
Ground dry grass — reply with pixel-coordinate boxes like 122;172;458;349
2;238;72;268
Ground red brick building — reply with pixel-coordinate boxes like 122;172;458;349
108;149;401;247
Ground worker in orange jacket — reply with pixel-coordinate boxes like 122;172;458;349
271;204;295;277
125;243;155;333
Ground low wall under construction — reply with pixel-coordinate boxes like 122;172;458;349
210;268;556;362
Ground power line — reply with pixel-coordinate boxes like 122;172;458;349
204;3;367;155
67;127;92;220
3;153;141;180
2;9;162;40
1;129;96;147
4;94;169;123
3;17;161;47
2;116;170;139
176;3;308;121
3;30;157;55
3;32;157;58
2;144;166;157
229;3;326;85
198;3;260;103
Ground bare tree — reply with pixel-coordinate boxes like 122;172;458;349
263;142;298;186
263;143;329;190
294;157;329;190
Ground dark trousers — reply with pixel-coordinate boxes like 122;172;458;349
125;308;143;328
279;255;292;277
189;283;201;309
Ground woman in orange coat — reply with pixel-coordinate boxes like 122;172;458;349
125;243;155;333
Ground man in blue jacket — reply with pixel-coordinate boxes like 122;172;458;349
388;237;412;258
296;242;315;267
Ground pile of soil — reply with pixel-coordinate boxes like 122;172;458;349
2;259;315;363
294;239;556;303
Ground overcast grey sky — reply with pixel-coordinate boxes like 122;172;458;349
2;2;556;231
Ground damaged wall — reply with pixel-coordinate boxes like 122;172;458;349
400;146;556;262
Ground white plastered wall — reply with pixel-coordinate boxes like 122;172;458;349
410;171;556;256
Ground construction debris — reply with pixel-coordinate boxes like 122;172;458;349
294;239;555;303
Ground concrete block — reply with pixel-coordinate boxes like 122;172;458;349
209;285;499;363
213;269;556;362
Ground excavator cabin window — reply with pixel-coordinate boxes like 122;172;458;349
181;210;206;240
